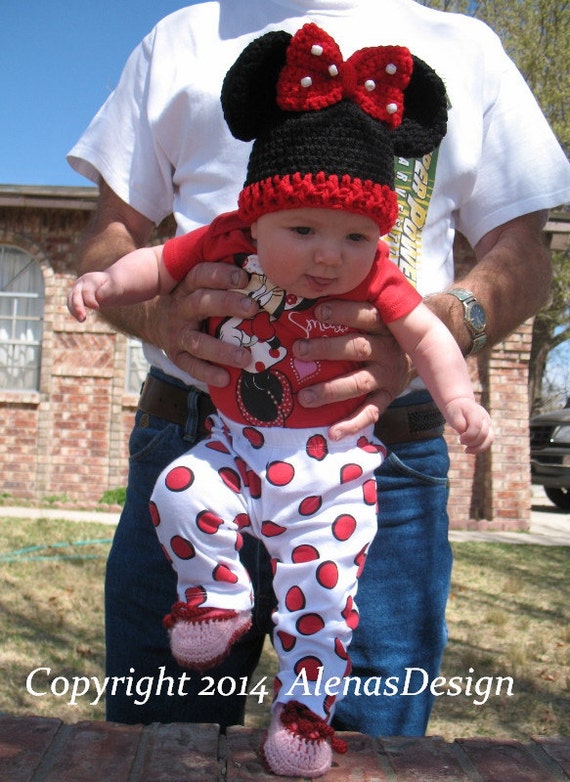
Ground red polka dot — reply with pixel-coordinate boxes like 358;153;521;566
296;613;325;635
235;532;244;551
243;427;265;448
266;461;295;486
170;535;195;560
285;585;306;612
332;514;357;541
185;585;207;607
205;440;231;454
363;478;377;506
357;435;385;454
355;545;368;578
277;630;296;652
306;434;328;461
246;470;262;499
234;457;248;485
291;544;319;563
261;520;287;537
294;656;323;681
165;465;194;492
197;510;224;535
213;563;239;583
340;463;363;484
234;513;251;530
342;595;360;629
149;501;160;527
316;561;338;589
334;637;348;660
270;558;279;576
160;544;172;565
298;495;322;516
219;467;241;493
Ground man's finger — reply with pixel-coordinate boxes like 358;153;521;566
171;327;252;385
298;366;380;408
314;299;385;333
177;260;250;293
177;287;258;321
327;389;395;441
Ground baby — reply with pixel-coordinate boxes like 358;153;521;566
69;24;492;778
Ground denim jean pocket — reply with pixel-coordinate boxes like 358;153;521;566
379;443;450;487
129;415;185;466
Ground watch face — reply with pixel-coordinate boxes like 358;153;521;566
468;302;486;331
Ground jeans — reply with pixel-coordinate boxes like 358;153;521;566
105;368;451;734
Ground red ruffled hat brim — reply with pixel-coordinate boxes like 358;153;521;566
238;171;398;235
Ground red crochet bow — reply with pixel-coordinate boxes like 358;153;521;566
277;23;413;128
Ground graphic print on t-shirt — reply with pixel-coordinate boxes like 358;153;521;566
387;150;439;288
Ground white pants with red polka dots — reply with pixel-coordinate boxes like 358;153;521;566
150;414;385;720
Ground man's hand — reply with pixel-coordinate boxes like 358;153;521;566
154;261;259;386
293;299;412;440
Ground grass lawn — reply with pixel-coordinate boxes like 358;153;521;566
0;515;568;739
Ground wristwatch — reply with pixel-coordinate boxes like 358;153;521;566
446;288;487;356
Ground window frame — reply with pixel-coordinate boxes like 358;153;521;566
0;245;45;392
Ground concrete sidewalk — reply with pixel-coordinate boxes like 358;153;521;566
0;505;120;525
449;486;570;546
1;487;569;544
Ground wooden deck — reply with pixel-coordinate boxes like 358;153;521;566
1;716;569;781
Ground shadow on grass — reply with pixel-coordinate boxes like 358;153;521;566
1;554;107;721
429;543;569;739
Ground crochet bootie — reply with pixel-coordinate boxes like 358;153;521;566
260;701;347;778
164;603;251;671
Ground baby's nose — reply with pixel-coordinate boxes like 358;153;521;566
315;243;342;266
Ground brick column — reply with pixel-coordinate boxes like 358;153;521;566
446;233;533;531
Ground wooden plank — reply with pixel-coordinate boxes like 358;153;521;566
379;736;472;781
0;716;61;782
134;722;221;781
457;738;563;782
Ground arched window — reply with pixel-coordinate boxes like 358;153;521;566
0;245;45;391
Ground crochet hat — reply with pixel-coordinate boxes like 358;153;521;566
221;23;448;235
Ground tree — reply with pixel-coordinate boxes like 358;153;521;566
528;245;570;412
420;0;570;412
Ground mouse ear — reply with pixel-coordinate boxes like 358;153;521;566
221;30;292;141
393;56;448;158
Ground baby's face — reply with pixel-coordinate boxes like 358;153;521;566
250;207;380;299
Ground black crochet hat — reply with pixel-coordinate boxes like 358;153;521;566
221;23;448;235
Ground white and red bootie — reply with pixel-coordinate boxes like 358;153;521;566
163;603;251;671
260;701;347;778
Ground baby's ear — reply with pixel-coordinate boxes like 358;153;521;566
393;56;448;158
221;30;292;141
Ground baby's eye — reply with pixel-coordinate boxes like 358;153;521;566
292;226;312;235
347;233;366;242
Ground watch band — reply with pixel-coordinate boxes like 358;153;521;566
446;288;487;356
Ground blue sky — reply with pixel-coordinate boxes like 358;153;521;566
1;1;199;187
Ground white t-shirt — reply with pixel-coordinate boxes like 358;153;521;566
68;0;570;385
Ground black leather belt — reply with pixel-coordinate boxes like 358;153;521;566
138;374;445;445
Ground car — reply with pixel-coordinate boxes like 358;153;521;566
530;405;570;510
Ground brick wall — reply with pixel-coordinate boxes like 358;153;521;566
445;233;535;529
0;186;550;529
0;189;149;508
